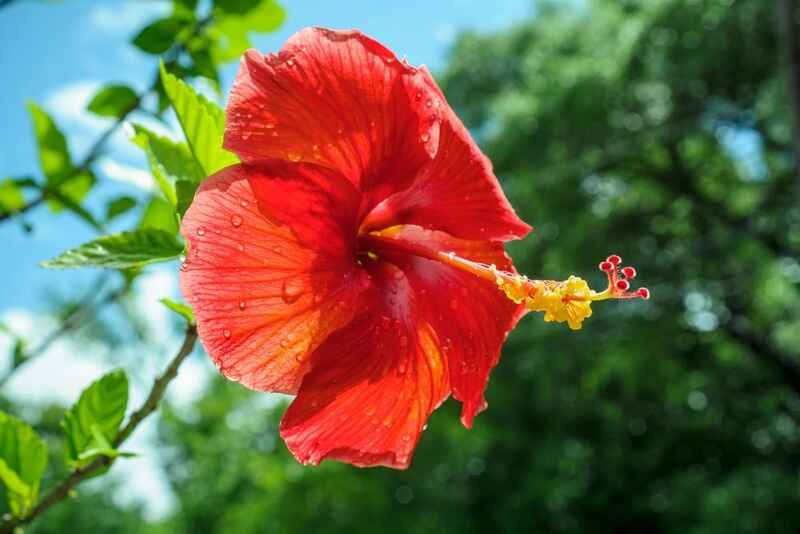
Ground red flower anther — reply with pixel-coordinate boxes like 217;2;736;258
621;266;637;279
599;261;614;272
637;287;651;300
607;254;622;266
616;279;630;291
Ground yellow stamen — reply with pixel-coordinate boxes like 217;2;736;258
363;230;649;331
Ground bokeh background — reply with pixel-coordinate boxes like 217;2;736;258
2;0;800;532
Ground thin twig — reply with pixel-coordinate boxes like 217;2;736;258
0;326;198;534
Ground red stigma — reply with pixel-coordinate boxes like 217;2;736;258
616;279;630;291
637;287;651;300
599;261;613;272
607;254;621;266
621;266;637;279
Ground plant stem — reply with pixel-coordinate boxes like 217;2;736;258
0;326;198;534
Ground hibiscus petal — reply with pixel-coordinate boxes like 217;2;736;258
365;225;524;428
361;67;531;242
280;262;449;469
224;28;442;205
180;163;369;394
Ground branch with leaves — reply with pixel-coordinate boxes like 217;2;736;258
0;0;285;530
0;324;197;534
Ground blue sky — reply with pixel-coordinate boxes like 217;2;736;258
0;0;531;517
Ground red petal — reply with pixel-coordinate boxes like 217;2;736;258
367;225;524;428
280;262;449;469
361;67;531;241
180;163;369;394
225;28;442;205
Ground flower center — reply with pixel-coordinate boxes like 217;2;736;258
362;227;649;330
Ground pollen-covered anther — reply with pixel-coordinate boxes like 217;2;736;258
499;253;650;331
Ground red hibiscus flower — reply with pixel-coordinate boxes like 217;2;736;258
179;27;648;469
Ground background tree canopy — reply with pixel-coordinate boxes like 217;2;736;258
2;0;799;533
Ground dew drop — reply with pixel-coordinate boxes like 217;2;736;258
426;99;433;108
295;354;305;363
180;261;189;271
415;91;422;101
273;246;282;254
231;215;243;227
281;278;304;304
236;243;245;252
240;200;248;208
223;329;231;339
287;58;295;66
238;301;246;311
196;227;206;236
242;133;250;141
287;151;302;162
420;133;430;143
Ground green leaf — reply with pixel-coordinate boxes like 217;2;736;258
132;17;189;54
87;84;139;118
61;370;128;468
27;102;97;217
0;412;48;517
211;0;286;63
105;196;138;222
215;0;260;14
46;179;102;230
27;101;72;185
139;196;179;235
160;298;195;325
129;123;205;205
160;62;239;175
175;179;198;217
42;229;183;270
0;179;26;214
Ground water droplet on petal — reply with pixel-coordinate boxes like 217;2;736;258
240;200;248;208
426;99;433;108
420;133;430;143
196;227;206;236
281;278;304;304
223;329;231;339
231;215;243;227
415;91;422;101
287;151;302;162
242;133;250;141
238;301;246;311
236;243;245;252
287;58;295;66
